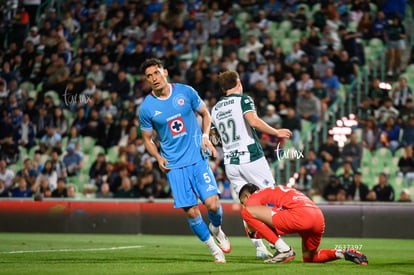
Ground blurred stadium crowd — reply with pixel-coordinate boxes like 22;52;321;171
0;0;412;202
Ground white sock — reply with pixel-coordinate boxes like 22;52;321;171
275;238;290;252
251;238;267;250
204;236;217;250
210;224;220;235
335;250;344;259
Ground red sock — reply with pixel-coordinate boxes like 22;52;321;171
242;208;279;244
303;249;338;263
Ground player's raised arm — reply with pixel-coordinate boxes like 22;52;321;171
141;130;170;173
198;103;217;158
244;111;292;138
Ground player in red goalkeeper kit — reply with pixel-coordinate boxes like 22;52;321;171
239;184;368;264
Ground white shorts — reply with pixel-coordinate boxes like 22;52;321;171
225;156;275;195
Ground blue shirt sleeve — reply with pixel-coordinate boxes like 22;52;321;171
139;105;153;132
188;86;203;112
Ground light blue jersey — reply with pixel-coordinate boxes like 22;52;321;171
139;83;205;169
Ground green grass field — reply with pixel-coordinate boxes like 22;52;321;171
0;233;413;275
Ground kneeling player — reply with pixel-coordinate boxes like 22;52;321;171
239;183;368;264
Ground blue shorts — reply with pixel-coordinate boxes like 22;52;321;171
166;159;219;208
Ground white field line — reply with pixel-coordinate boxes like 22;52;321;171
0;245;143;254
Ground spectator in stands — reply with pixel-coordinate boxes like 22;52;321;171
51;178;68;198
399;99;414;124
0;158;15;192
63;144;83;177
386;17;406;77
392;77;412;109
375;97;400;124
377;116;401;154
138;157;162;199
334;50;356;84
99;98;118;121
292;6;307;31
0;133;19;164
361;118;379;151
15;159;37;188
50;149;67;179
323;175;344;201
239;35;263;63
311;77;329;115
301;149;322;180
44;55;70;93
372;11;387;41
112;70;131;100
14;113;36;150
318;134;341;171
66;185;76;199
96;182;113;198
402;116;414;147
0;179;9;197
34;160;57;192
11;177;32;198
372;173;395;202
310;161;334;200
262;104;281;128
89;153;107;187
369;78;389;108
347;171;369;201
82;108;100;138
286;42;306;67
342;133;363;171
281;107;301;148
96;112;120;150
114;177;138;198
52;107;69;137
296;89;321;123
72;108;88;134
322;67;340;105
397;145;414;187
398;189;412;202
39;126;62;154
338;25;364;66
337;162;354;191
296;72;314;96
313;53;334;79
382;0;407;21
357;11;373;39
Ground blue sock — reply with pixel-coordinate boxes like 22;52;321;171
208;205;223;227
187;215;210;242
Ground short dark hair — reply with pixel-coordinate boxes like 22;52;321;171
238;183;260;200
218;70;239;93
140;58;164;74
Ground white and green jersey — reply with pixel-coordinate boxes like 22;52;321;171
211;94;264;165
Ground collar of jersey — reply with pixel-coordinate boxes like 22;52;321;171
151;83;173;100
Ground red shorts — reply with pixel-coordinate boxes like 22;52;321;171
271;206;325;251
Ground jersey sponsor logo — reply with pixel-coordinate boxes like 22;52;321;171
206;184;216;192
215;110;232;120
154;110;162;117
168;117;187;136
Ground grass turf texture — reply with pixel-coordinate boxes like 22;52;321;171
0;233;413;275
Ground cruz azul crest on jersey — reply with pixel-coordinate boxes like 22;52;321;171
167;114;187;138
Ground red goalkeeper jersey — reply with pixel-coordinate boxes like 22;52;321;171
246;186;318;209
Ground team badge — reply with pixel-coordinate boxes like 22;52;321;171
177;98;185;105
168;117;186;135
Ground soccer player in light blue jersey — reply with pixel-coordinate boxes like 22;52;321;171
139;58;231;263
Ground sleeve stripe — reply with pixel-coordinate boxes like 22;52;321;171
140;126;153;132
243;110;255;115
